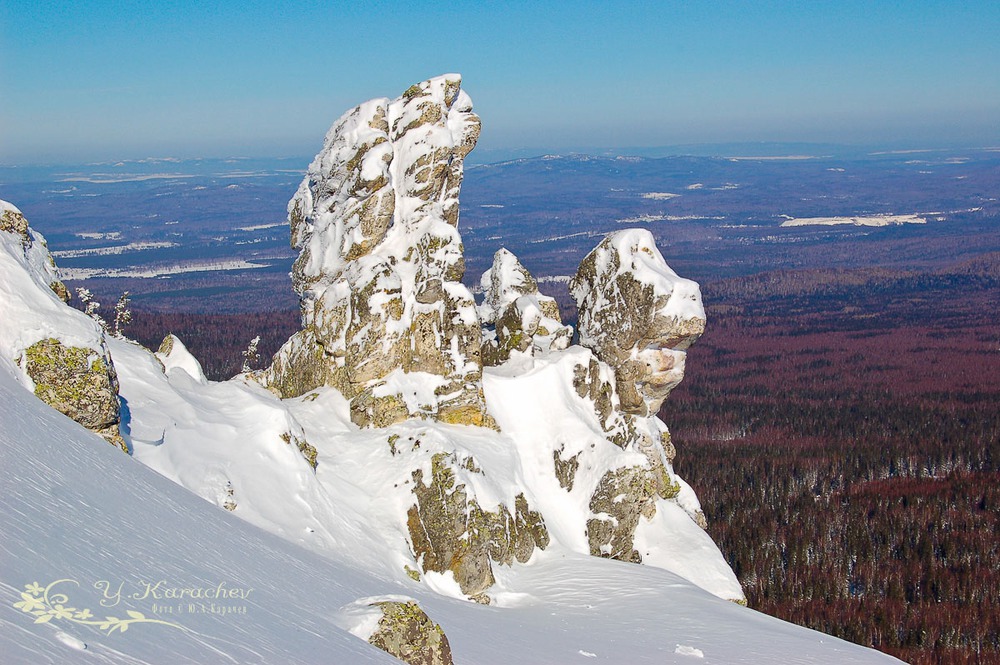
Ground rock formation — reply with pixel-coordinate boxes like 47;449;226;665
0;200;126;451
23;337;124;451
0;78;746;627
479;248;572;365
568;229;709;558
337;598;452;665
571;228;705;417
260;74;491;429
406;451;548;598
1;203;31;247
253;77;741;603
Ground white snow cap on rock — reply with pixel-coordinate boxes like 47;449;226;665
155;333;207;384
573;228;705;353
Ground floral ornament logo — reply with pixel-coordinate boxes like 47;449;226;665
13;579;184;635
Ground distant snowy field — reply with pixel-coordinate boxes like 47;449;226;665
779;213;928;227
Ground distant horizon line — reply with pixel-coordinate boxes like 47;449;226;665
3;141;999;169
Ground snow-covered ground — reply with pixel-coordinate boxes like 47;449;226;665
51;241;178;258
0;362;902;663
616;214;725;224
59;259;270;280
57;174;196;184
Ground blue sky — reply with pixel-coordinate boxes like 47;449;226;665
2;0;998;163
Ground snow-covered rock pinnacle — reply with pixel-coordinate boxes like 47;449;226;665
248;79;741;602
571;228;706;416
262;74;490;429
479;248;572;364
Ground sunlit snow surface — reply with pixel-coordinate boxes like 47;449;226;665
779;213;927;227
0;359;901;663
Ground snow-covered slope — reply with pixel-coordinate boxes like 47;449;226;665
0;361;902;663
110;332;742;600
0;201;107;389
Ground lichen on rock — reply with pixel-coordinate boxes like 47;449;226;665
406;451;548;598
586;465;658;563
0;204;31;247
553;445;581;491
570;353;635;448
367;600;453;665
2;200;127;454
23;338;125;452
49;280;71;303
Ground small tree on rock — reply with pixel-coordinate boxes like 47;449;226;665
241;335;261;373
75;287;108;331
112;291;132;339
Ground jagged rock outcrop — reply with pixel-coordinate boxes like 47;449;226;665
586;465;658;562
1;204;31;247
367;600;454;665
567;347;686;560
406;451;548;598
1;199;125;452
479;248;572;365
566;229;709;565
241;79;740;602
260;75;492;429
570;352;637;448
2;201;71;302
571;228;705;417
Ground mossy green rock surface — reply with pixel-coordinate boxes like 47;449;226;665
407;453;548;597
24;338;125;452
368;600;453;665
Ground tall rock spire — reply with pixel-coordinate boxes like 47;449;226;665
263;75;492;428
